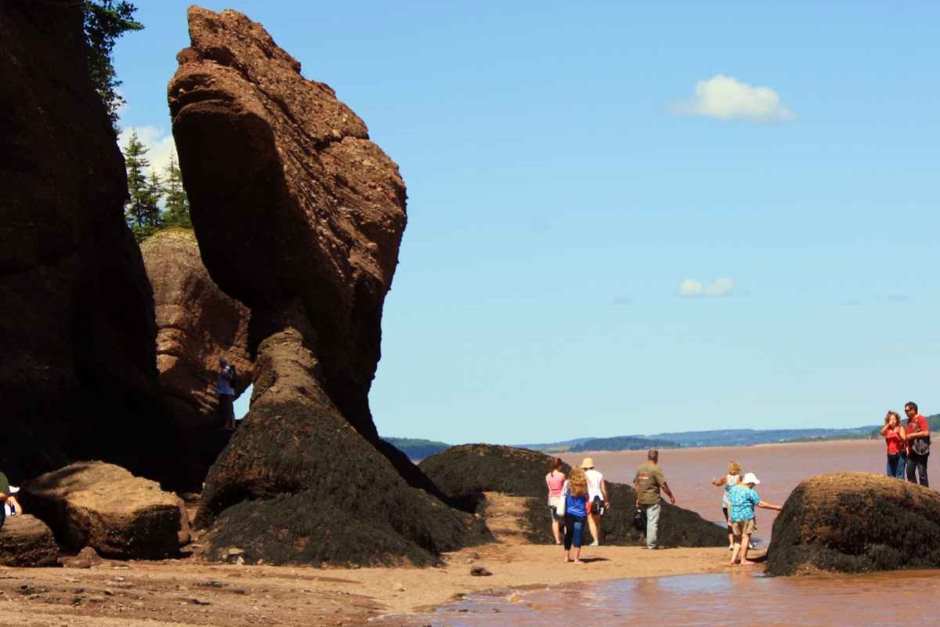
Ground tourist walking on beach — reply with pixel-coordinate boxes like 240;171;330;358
563;468;590;563
904;401;930;487
580;458;609;546
712;461;743;549
216;357;237;430
881;411;907;479
727;472;782;566
546;458;567;544
634;449;675;550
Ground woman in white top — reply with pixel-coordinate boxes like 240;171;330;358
711;461;742;550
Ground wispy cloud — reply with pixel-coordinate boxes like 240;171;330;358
118;126;177;176
671;74;794;122
678;277;736;298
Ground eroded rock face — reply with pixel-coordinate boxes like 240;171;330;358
142;228;252;429
767;472;940;575
141;229;252;487
0;515;59;567
0;0;171;483
169;7;404;435
21;462;190;560
421;445;727;548
169;7;484;565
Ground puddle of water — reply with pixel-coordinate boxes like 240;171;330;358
381;569;940;626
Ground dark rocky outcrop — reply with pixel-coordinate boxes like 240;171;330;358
21;462;190;560
0;515;59;567
141;228;252;487
0;0;173;484
767;472;940;575
168;7;485;565
421;445;726;547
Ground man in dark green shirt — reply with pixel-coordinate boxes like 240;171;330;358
0;471;9;528
633;449;676;549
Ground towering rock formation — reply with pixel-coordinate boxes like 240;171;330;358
169;7;484;564
141;228;252;487
0;1;171;483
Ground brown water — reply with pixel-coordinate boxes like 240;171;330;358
561;439;925;534
387;440;940;625
410;569;940;626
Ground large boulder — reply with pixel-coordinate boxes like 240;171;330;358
420;445;726;547
0;0;173;484
0;515;59;567
141;228;252;487
21;462;190;560
168;7;485;565
767;472;940;575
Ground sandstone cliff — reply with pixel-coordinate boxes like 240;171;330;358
169;7;484;564
0;0;171;483
142;229;252;487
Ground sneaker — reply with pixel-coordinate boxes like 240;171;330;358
589;541;600;547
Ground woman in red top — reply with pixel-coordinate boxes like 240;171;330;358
880;410;906;479
545;458;567;544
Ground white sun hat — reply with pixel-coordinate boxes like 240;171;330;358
742;472;760;485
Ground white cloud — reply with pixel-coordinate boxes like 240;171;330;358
678;277;735;298
118;125;177;176
672;74;794;122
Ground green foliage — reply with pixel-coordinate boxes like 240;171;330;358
123;131;163;242
162;154;192;229
83;1;143;129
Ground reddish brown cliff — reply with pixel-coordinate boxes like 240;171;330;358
169;7;484;564
0;0;171;483
141;228;252;486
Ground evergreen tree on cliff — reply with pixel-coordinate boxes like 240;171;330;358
82;1;142;129
122;131;163;241
162;154;192;228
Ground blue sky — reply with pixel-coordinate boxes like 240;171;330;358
117;1;940;444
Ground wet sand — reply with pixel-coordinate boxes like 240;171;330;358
0;545;729;625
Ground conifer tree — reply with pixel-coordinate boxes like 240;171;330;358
163;153;192;228
83;1;143;129
122;131;162;241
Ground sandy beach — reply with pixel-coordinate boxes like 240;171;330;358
0;491;730;625
0;544;729;625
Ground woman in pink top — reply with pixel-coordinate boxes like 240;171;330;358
545;458;567;544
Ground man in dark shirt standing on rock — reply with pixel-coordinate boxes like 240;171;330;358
634;449;676;549
904;401;930;487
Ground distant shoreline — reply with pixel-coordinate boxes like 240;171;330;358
563;437;881;456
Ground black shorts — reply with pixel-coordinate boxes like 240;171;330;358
722;506;729;523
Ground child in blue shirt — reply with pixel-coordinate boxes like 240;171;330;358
726;472;782;566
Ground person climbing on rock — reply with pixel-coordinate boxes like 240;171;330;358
727;472;782;566
216;357;237;430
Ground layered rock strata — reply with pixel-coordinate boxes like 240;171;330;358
421;445;727;548
767;472;940;575
0;0;171;483
141;229;252;487
169;7;484;564
21;461;190;560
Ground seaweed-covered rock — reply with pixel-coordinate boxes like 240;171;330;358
420;445;725;547
767;472;940;575
0;515;59;567
0;0;172;484
141;228;252;487
168;6;485;566
169;7;485;564
21;462;190;560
